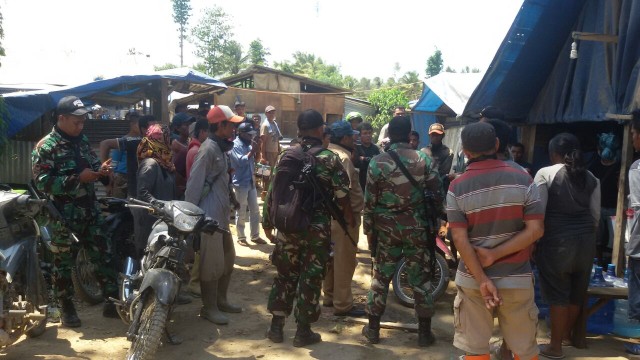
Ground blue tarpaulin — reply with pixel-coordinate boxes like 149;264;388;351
3;68;227;137
464;0;640;124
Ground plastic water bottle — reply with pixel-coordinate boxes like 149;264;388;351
613;267;630;288
590;265;612;287
613;299;640;337
605;264;617;285
591;258;599;277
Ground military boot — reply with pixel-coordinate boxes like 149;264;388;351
60;298;81;328
362;315;380;344
266;315;285;343
293;323;322;347
418;317;435;347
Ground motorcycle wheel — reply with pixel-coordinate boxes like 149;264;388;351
392;252;450;308
71;247;103;305
126;292;169;360
26;270;48;338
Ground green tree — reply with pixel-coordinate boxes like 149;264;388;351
358;77;371;91
172;0;191;67
221;40;249;75
342;75;358;90
372;77;383;89
0;8;4;66
366;88;409;130
154;63;179;71
248;38;270;66
444;66;456;73
273;52;344;88
426;48;443;78
399;70;422;100
191;6;233;76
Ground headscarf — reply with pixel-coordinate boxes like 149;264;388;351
137;124;175;172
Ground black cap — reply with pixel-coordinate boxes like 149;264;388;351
237;122;257;135
388;115;412;140
461;122;497;153
56;96;91;116
297;109;325;131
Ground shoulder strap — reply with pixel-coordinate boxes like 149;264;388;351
388;150;421;191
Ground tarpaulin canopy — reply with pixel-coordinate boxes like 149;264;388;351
464;0;640;124
3;68;227;137
414;73;484;115
412;73;483;148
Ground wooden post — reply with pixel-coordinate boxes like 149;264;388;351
521;125;537;163
613;122;632;276
160;79;169;125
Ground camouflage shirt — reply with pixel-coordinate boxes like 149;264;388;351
262;137;350;230
32;126;103;217
363;142;442;235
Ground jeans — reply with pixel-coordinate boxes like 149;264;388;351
234;185;260;241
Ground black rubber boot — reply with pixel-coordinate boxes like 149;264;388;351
266;315;285;343
418;317;435;347
60;298;81;328
292;323;322;347
362;315;380;344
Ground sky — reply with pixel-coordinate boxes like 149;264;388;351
0;0;523;86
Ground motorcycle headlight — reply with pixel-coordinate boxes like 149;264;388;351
173;207;202;233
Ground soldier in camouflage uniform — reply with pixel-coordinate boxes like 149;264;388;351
362;115;443;347
31;96;119;328
263;109;354;347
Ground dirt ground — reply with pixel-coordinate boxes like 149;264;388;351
2;223;635;360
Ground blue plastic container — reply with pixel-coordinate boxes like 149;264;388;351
586;297;615;335
613;299;640;338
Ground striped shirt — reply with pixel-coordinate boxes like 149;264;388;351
446;159;544;289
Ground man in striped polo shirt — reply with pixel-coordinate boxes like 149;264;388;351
446;122;544;360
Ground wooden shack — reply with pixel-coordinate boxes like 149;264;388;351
217;65;349;138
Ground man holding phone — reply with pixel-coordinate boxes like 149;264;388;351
230;122;267;245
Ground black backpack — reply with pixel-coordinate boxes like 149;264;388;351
268;145;323;234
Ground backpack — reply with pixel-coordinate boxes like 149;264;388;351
268;145;323;234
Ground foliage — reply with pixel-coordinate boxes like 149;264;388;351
191;6;233;77
172;0;191;66
154;63;178;71
461;66;481;73
0;7;4;66
444;66;456;73
220;40;249;75
248;38;270;66
426;48;443;78
399;70;423;100
366;88;409;130
274;52;344;88
93;75;105;81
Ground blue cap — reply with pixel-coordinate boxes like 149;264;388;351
330;121;359;137
171;112;196;128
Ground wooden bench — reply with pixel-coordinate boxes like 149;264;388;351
573;286;628;348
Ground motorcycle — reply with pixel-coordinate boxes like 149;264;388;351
114;198;226;360
0;186;49;347
71;197;136;305
392;234;457;307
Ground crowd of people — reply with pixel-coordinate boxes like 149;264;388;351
31;94;640;359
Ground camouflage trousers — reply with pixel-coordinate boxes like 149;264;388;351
366;228;435;318
49;214;118;301
267;226;331;325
